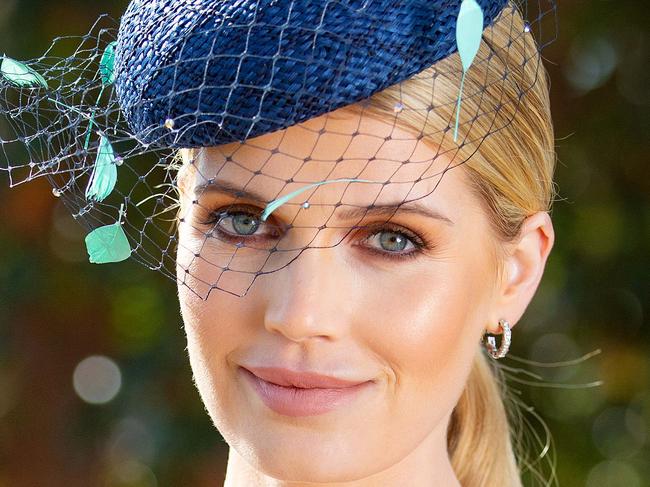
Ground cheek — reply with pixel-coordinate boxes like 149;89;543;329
176;220;247;392
358;258;489;419
178;279;245;373
178;281;251;438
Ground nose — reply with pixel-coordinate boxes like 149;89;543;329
263;244;352;343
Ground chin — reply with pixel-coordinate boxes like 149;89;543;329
237;437;379;484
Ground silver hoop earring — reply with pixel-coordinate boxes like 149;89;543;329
482;318;512;359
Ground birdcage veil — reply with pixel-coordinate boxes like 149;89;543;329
0;0;557;300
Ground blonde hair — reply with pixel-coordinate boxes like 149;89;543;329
176;2;556;485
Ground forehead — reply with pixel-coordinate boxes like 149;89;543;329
190;104;476;216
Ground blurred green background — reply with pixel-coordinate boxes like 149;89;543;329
0;1;648;486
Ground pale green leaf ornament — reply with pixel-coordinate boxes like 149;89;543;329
0;56;48;89
84;42;118;150
261;178;377;221
85;134;118;202
453;0;484;142
85;204;132;264
85;224;132;263
99;41;117;85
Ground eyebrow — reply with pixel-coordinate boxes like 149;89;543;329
193;180;454;225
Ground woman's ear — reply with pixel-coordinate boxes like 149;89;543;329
487;211;555;334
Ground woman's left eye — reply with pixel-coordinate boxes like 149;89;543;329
199;204;429;261
364;228;416;252
357;225;426;261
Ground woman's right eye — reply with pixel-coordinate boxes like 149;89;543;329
199;205;281;243
220;210;261;236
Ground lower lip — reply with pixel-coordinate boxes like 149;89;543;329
239;367;373;417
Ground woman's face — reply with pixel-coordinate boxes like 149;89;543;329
176;105;502;482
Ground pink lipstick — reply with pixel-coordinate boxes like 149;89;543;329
239;366;374;417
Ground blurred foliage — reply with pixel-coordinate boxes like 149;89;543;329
0;1;648;486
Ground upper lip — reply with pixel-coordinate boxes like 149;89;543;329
242;366;371;389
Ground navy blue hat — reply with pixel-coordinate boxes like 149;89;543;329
115;0;508;148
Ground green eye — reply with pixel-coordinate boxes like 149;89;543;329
357;224;430;262
377;231;410;252
227;212;260;236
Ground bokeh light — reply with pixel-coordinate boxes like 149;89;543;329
564;37;618;94
585;460;641;487
73;355;122;405
107;459;158;487
591;406;646;459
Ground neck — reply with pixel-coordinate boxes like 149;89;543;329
223;412;461;487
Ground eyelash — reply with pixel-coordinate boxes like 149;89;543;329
197;203;435;262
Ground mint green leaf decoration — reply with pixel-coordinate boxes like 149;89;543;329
99;41;117;85
85;135;118;202
261;178;376;221
1;56;48;89
85;222;131;264
83;42;117;151
456;0;484;72
453;0;484;142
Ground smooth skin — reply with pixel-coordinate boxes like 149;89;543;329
175;105;555;486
